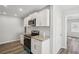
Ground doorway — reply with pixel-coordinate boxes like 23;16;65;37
65;16;79;54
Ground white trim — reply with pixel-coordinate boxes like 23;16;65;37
50;5;53;54
0;39;20;45
64;16;68;49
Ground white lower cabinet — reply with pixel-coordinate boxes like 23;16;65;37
31;38;50;54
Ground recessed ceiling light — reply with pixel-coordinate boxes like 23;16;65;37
14;14;17;16
3;12;7;15
19;8;23;11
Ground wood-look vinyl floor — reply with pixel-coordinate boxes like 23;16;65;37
0;40;27;54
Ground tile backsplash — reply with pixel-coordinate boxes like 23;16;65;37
26;26;50;36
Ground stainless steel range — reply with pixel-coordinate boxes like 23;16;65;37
24;30;39;54
24;35;31;53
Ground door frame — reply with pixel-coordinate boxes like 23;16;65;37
64;16;68;49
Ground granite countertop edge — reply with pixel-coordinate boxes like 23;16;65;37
31;35;50;41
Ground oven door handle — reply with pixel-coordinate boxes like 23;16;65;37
25;37;31;39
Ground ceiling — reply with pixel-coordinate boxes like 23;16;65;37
59;5;79;15
59;5;79;11
0;5;47;18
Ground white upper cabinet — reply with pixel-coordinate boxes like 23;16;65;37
24;15;31;26
30;12;37;19
36;9;49;26
24;8;49;26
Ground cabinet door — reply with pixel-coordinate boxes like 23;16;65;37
41;39;50;54
31;39;38;54
36;14;41;26
36;9;49;26
31;39;41;54
35;39;41;54
24;16;31;26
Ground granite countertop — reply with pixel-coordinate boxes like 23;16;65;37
24;33;50;41
31;35;50;41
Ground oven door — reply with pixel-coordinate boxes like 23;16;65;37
24;36;31;49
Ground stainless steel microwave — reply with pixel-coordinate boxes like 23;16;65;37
28;18;36;26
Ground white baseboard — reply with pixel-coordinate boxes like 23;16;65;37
0;39;20;45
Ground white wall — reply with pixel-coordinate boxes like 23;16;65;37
50;5;65;54
0;15;24;44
